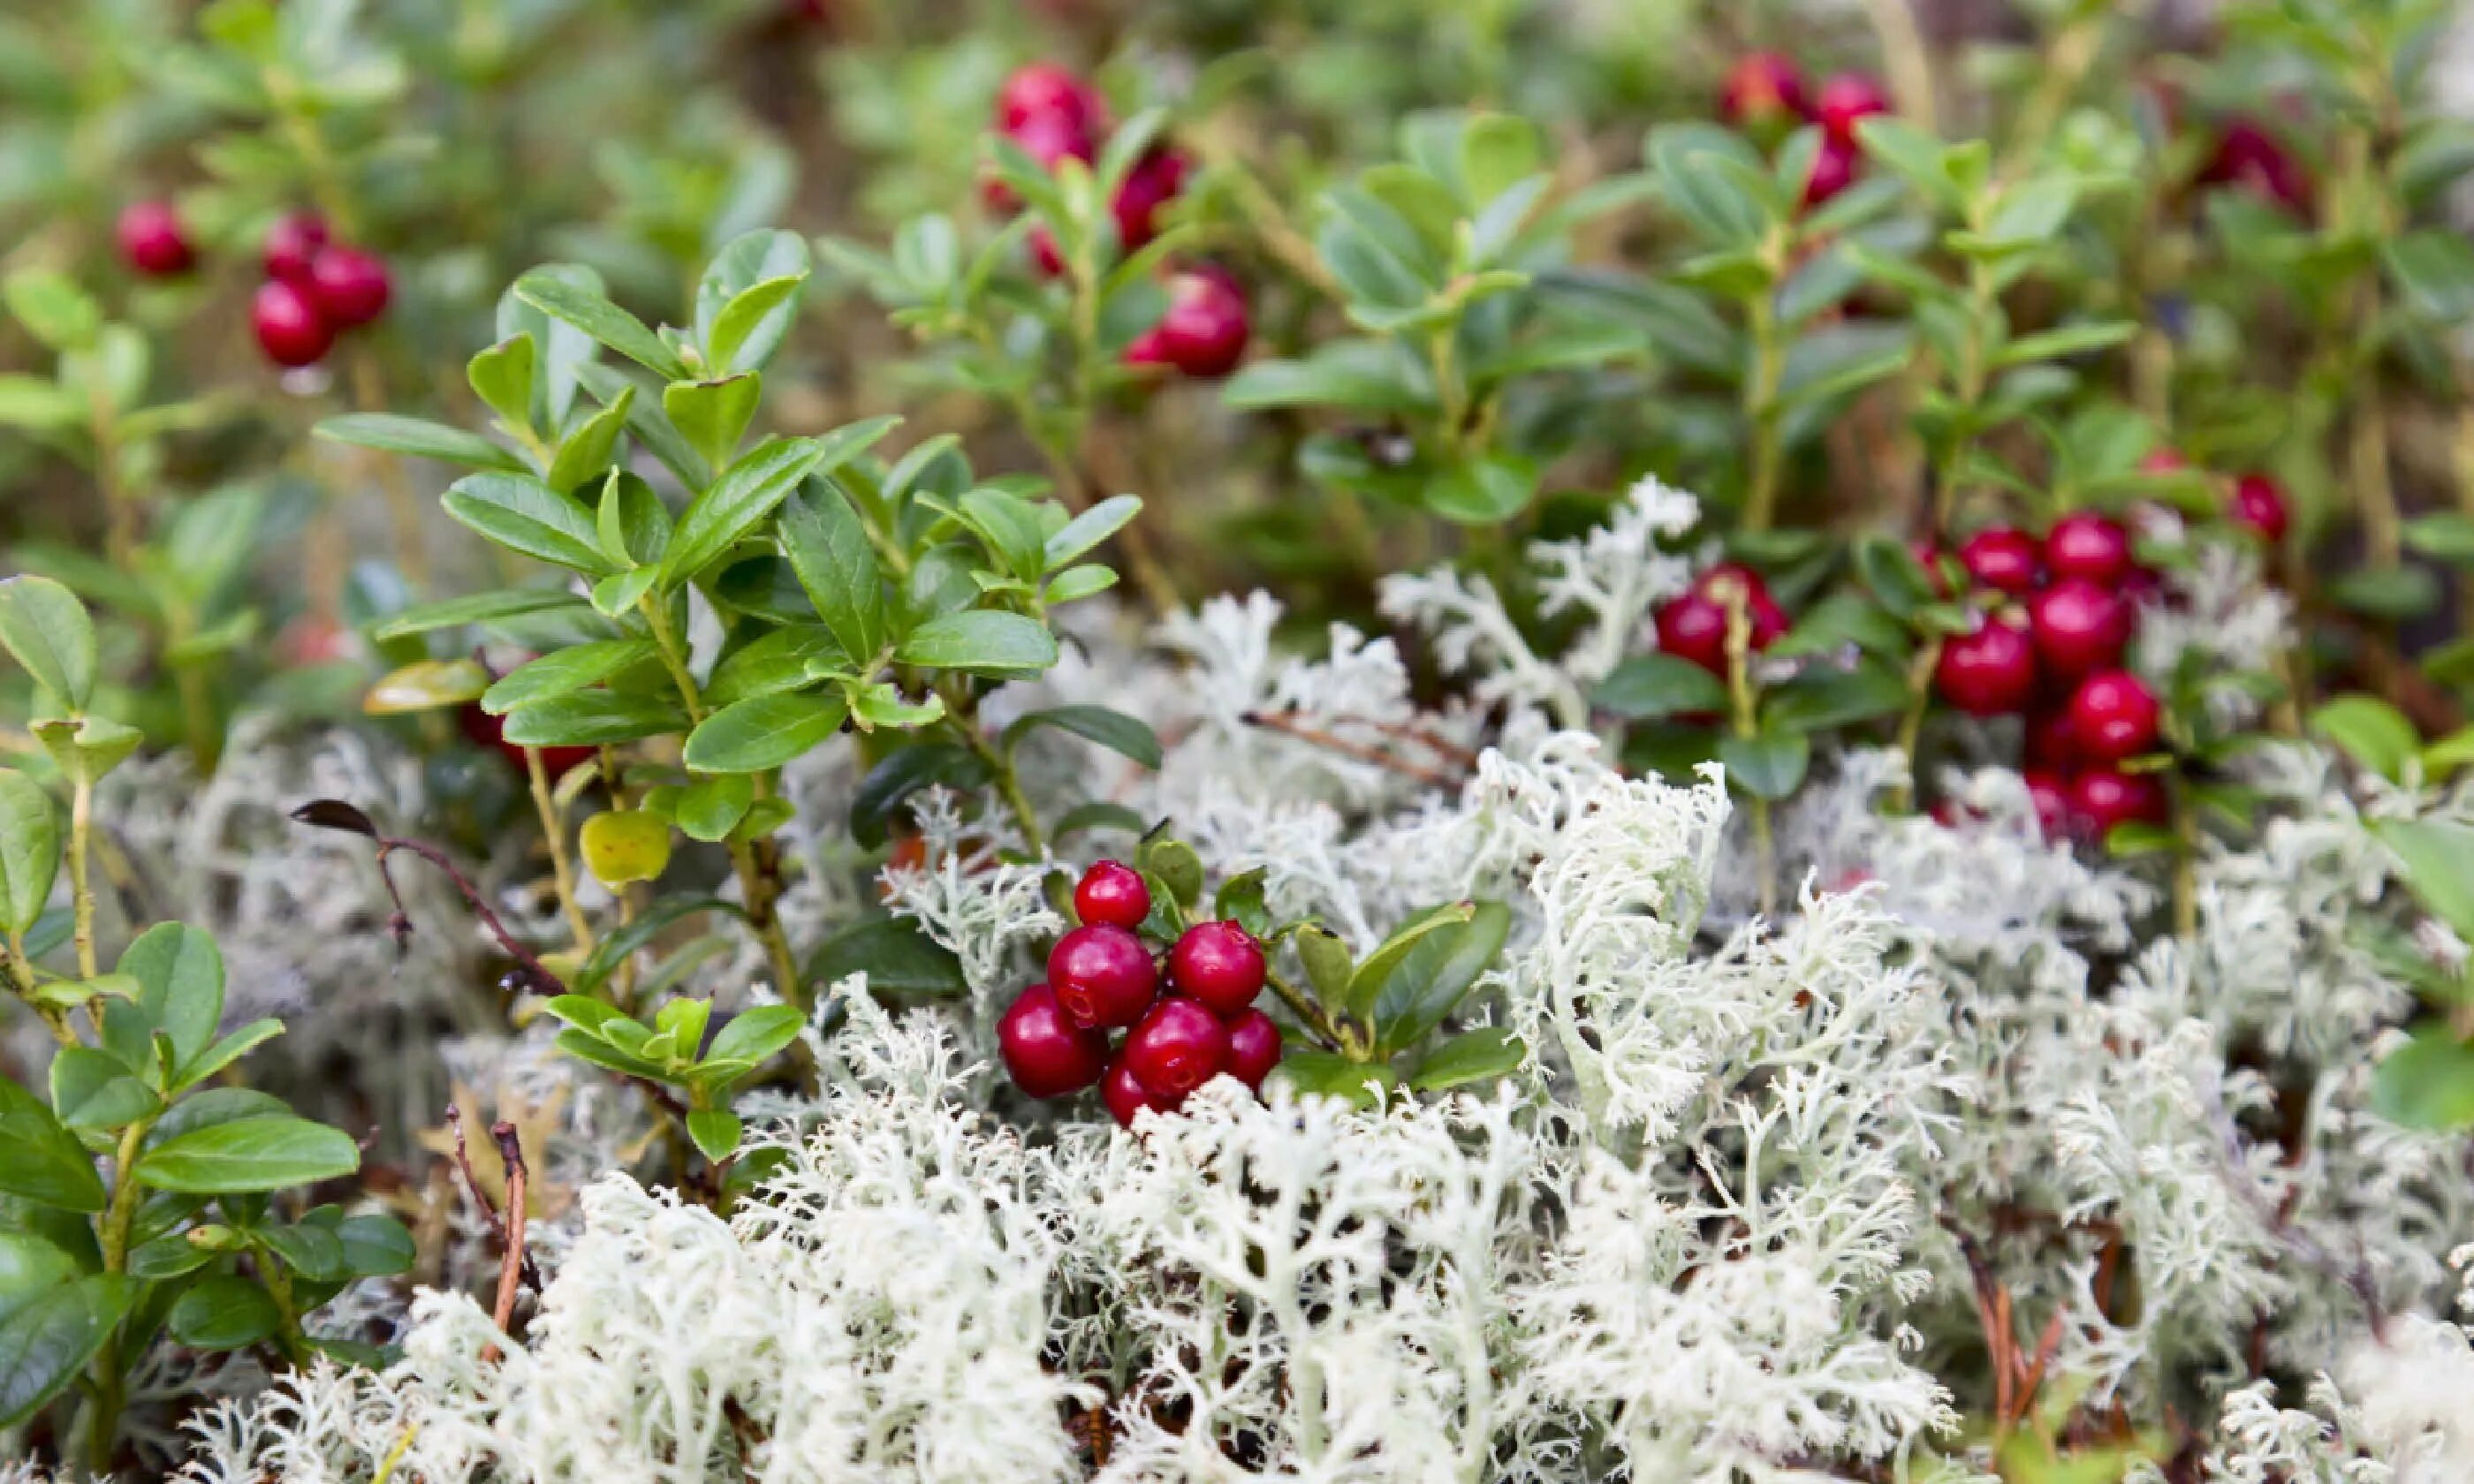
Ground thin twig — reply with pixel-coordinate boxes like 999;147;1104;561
370;834;567;996
1240;710;1465;790
445;1107;543;1296
483;1121;529;1363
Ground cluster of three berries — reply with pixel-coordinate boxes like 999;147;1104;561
998;860;1280;1125
118;202;391;367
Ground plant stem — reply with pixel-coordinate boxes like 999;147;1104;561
84;1117;154;1472
523;746;594;952
1742;265;1788;532
953;720;1046;856
69;771;97;980
1888;634;1944;814
1264;964;1349;1054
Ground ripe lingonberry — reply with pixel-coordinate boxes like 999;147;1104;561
1720;52;1809;136
117;201;194;276
1047;923;1158;1029
1222;1008;1281;1090
2228;473;2289;544
1124;265;1249;378
2067;670;2161;762
1102;1057;1172;1127
307;246;391;328
1074;859;1150;929
2044;512;2134;587
2024;706;2079;770
1110;148;1188;252
1169;920;1265;1018
998;983;1110;1097
1814;72;1891;141
252;280;334;367
2028;578;2129;679
458;704;593;778
1934;617;2038;716
1802;133;1861;208
262;212;329;286
2023;769;2070;841
1121;997;1230;1101
2202;117;2313;218
2070;767;2168;838
1959;526;2041;597
1654;564;1787;676
998;62;1106;134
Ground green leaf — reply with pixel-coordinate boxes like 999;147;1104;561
1426;453;1537;525
0;1076;105;1210
176;1020;285;1090
513;269;691;381
2;269;101;351
135;1116;360;1194
467;334;536;432
1002;706;1162;769
1043;495;1142;572
167;1276;280;1351
367;587;592;641
335;1214;416;1276
1593;654;1726;721
682;690;850;774
778;483;887;664
663;375;762;472
2384;230;2474;322
569;897;746;996
1719;730;1811;800
1223;344;1432;413
49;1049;160;1131
2374;818;2474;944
314;414;525;473
894;610;1059;677
442;473;612;574
2327;565;2440;622
0;1274;130;1427
1763;660;1909;733
1992;320;2137;369
695;229;813;375
597;471;674;568
1271;1051;1399;1109
1344;904;1476;1027
119;921;224;1071
0;769;58;937
850;744;992;848
258;1222;347;1283
500;692;687;748
545;385;637;493
662;437;832;587
807;919;968;998
0;575;96;709
704;625;851;708
2311;695;2420;783
709;1004;805;1066
2369;1024;2474;1132
1054;800;1147;840
2404;513;2474;565
1408;1027;1528;1091
1294;926;1355;1008
480;640;658;716
1366;901;1512;1052
685;1109;744;1162
673;774;754;844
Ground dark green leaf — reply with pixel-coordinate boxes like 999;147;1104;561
685;1109;743;1162
2370;1024;2474;1132
513;270;690;381
1719;730;1810;800
1002;706;1162;769
894;610;1059;676
482;640;658;716
167;1276;280;1351
682;690;849;774
1593;655;1726;721
1408;1027;1528;1091
135;1116;360;1194
807;918;967;998
442;473;611;574
662;437;831;587
0;1076;105;1211
0;575;95;709
119;922;224;1071
2311;695;2420;783
778;484;887;664
1367;901;1511;1052
501;693;687;748
849;745;993;849
1271;1051;1399;1109
315;414;525;473
0;769;58;937
0;1274;129;1427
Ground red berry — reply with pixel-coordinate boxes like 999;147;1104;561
1720;52;1810;132
117;201;194;276
1074;859;1150;929
2028;578;2129;680
1120;997;1230;1101
2201;117;2313;218
2024;706;2080;770
1222;1008;1281;1090
2023;769;2070;840
457;702;593;778
1934;617;2038;716
1814;72;1892;142
1046;923;1158;1030
251;279;334;367
998;62;1106;135
2070;767;2168;838
2066;670;2161;762
1654;564;1788;676
262;212;329;286
1801;132;1861;208
1168;920;1265;1018
1110;147;1188;252
982;111;1096;213
998;983;1111;1097
2043;512;2134;587
1124;264;1249;379
307;246;391;327
2228;473;2289;544
1959;526;2041;597
1102;1057;1172;1126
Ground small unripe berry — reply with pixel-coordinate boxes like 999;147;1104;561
2228;473;2290;544
251;279;334;367
1124;265;1249;378
1102;1057;1173;1127
1653;564;1788;676
1169;920;1265;1018
1222;1008;1281;1090
262;212;330;286
1814;72;1892;142
1074;859;1150;929
1120;997;1230;1101
116;201;194;276
2043;512;2134;587
997;62;1106;134
1958;526;2041;597
998;983;1111;1097
2066;670;2161;762
2028;578;2129;680
1934;617;2038;716
1046;923;1158;1029
2070;767;2168;838
307;246;391;327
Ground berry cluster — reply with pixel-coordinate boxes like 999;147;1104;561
998;860;1280;1125
249;212;391;368
1653;562;1789;678
1719;53;1890;208
987;63;1249;379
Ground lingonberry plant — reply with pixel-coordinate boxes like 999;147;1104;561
11;1;2474;1481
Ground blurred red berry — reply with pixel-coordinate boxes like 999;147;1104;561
1169;920;1264;1018
2067;670;2161;762
1111;147;1188;252
457;703;593;778
1935;617;2038;716
2202;117;2313;218
1102;1057;1173;1126
2023;769;2071;840
982;111;1096;213
262;212;329;286
1802;133;1861;208
117;201;194;276
998;62;1106;135
998;983;1111;1097
251;279;334;367
2028;578;2129;679
1814;72;1891;142
307;246;391;327
1124;264;1250;378
2024;706;2079;770
1222;1008;1281;1090
2228;473;2290;544
1046;923;1158;1029
2070;767;2168;838
1721;52;1810;135
1121;997;1229;1102
1959;526;2042;597
2043;512;2134;587
1654;564;1788;676
1074;859;1151;929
